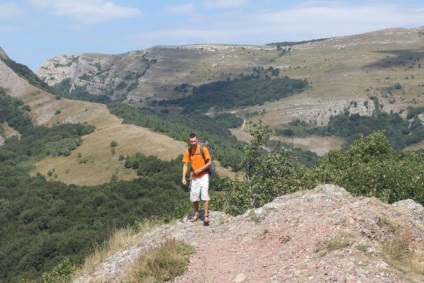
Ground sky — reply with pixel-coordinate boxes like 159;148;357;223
1;0;423;72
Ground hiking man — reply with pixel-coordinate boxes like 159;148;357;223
182;133;212;225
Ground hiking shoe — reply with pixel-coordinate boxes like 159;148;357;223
191;212;199;222
203;214;209;226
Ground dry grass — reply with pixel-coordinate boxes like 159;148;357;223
1;122;21;139
23;89;188;185
276;135;344;156
72;218;165;281
71;218;194;283
23;86;236;185
315;232;353;257
123;238;195;283
382;228;424;275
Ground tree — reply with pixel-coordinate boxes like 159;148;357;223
223;121;310;215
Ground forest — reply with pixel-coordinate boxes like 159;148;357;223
159;73;308;113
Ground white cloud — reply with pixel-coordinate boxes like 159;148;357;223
202;0;247;9
0;3;22;18
0;25;20;32
28;0;141;24
214;2;424;41
132;1;424;47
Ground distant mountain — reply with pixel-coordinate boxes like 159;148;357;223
37;26;424;153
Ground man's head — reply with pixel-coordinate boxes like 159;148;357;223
188;133;198;148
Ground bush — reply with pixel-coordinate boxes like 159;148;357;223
310;131;424;204
42;258;76;283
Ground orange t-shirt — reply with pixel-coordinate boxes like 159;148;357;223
182;145;211;178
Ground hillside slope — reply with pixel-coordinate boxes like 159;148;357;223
0;57;190;186
37;26;424;154
73;184;424;283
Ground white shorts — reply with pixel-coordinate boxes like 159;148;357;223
190;173;209;202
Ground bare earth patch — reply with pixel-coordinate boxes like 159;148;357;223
289;135;344;156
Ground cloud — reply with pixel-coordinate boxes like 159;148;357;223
131;1;424;48
0;3;22;18
28;0;141;24
0;25;20;32
202;0;248;9
248;2;424;39
164;0;247;16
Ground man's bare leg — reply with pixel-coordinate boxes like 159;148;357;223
191;201;199;221
203;200;210;224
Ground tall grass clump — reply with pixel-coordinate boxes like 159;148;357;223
71;218;166;281
382;228;424;275
124;238;195;283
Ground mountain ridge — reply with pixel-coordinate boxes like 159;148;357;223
36;26;424;150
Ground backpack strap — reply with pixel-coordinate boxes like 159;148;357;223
200;145;204;160
188;145;206;162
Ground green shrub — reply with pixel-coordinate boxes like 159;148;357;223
310;131;424;204
42;258;76;283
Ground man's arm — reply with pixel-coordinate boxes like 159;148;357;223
182;162;188;185
193;158;211;176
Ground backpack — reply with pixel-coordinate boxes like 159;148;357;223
189;139;216;176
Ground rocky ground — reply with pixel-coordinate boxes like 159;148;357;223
73;184;424;283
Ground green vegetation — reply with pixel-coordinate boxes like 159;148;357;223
54;78;112;103
42;258;76;283
310;131;424;204
0;88;33;133
0;166;189;281
160;75;308;112
312;112;423;149
0;58;57;94
3;100;424;281
315;232;353;257
0;89;191;281
406;105;424;119
216;122;312;215
217;126;424;216
267;38;329;47
2;123;95;163
279;110;424;150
